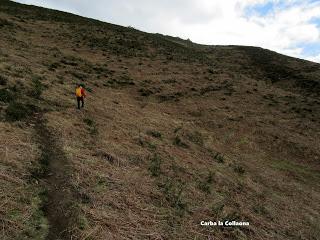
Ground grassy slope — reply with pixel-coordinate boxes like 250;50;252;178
0;0;320;239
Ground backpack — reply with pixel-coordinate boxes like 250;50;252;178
76;87;82;97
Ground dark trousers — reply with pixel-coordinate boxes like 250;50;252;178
77;97;84;109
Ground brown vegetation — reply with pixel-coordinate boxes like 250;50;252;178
0;0;319;239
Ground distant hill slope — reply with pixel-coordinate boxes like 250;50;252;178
0;0;319;239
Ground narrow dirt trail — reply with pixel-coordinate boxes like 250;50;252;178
33;113;77;240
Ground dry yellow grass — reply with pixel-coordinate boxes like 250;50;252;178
0;122;48;239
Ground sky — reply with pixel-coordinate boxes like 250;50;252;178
13;0;320;63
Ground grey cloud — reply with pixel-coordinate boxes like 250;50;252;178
17;0;221;32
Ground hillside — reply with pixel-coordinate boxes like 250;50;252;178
0;0;320;239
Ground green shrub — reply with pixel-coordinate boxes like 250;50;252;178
29;76;44;99
213;152;225;163
90;127;98;135
0;19;14;28
233;164;245;175
9;84;18;93
160;178;188;216
83;118;94;127
0;75;7;85
211;202;225;216
207;149;224;163
147;141;157;150
83;118;98;135
187;131;203;146
253;205;269;216
86;87;92;93
48;62;60;71
208;68;214;74
5;102;37;121
138;137;157;150
198;171;214;193
173;136;189;148
139;88;153;97
78;215;89;230
146;130;162;139
0;89;14;103
174;126;182;133
148;154;162;177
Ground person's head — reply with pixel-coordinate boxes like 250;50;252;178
77;84;81;88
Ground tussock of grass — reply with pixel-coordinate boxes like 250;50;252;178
211;151;225;163
5;102;38;121
233;164;245;175
159;177;188;216
0;18;14;27
173;136;189;148
136;134;157;150
83;117;98;135
28;75;44;99
198;171;214;193
139;88;154;97
187;130;204;146
148;153;162;177
146;130;162;139
0;74;8;85
83;118;94;127
0;88;14;102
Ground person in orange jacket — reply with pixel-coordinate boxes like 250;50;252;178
75;84;86;109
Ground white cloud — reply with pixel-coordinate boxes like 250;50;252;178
13;0;320;63
306;53;320;63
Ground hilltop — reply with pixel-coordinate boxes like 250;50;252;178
0;0;319;239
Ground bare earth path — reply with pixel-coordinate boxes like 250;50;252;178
33;113;77;240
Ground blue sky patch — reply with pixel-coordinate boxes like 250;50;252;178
298;42;320;56
245;2;275;17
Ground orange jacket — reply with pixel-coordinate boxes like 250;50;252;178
81;87;86;97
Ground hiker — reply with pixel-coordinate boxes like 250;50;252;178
75;84;86;109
